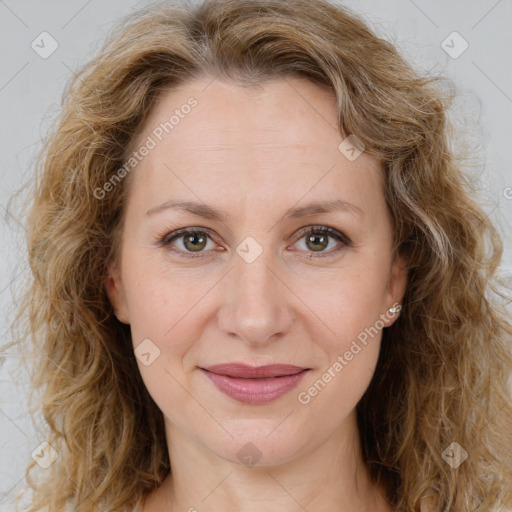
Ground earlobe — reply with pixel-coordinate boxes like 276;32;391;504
104;260;130;324
384;254;408;327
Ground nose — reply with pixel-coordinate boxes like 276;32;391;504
217;245;294;346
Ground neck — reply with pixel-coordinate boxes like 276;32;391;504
144;410;392;512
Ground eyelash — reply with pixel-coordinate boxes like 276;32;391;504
156;225;352;259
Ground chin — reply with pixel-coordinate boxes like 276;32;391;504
203;422;309;468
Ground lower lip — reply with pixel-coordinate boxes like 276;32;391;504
200;368;309;404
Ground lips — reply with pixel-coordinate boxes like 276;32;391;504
203;363;307;378
199;363;310;404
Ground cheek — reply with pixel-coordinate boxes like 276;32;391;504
122;249;209;341
125;267;205;419
297;266;386;415
307;257;390;346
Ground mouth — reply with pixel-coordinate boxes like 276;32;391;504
202;363;308;378
199;363;310;404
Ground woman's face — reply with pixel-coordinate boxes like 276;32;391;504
105;76;407;467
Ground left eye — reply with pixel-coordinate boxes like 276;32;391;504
159;226;351;258
291;226;352;257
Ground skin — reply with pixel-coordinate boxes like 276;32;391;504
105;75;408;512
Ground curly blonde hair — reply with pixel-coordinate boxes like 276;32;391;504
6;0;512;510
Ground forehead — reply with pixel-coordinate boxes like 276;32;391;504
133;76;339;149
125;76;384;218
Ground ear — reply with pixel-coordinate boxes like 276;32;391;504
104;259;130;324
382;254;408;327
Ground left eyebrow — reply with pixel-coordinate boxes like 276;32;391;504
283;199;364;219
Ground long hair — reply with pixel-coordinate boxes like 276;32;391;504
7;0;512;510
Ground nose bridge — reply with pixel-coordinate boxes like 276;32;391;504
218;239;293;344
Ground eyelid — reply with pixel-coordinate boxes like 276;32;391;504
157;226;220;258
292;225;352;247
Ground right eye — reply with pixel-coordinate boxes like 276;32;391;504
159;228;219;258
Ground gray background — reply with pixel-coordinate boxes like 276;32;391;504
1;0;511;509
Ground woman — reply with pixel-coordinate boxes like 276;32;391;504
9;0;512;510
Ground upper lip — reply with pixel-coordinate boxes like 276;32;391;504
202;363;308;378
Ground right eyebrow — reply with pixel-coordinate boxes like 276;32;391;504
146;200;228;221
